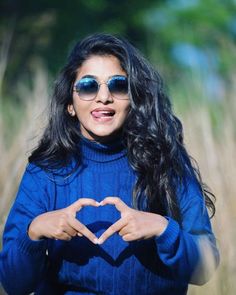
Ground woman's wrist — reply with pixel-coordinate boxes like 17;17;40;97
28;217;44;241
154;214;168;237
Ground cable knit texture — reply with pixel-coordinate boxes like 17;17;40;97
0;137;219;295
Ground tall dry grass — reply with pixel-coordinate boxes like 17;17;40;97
175;74;236;294
0;66;48;243
185;100;236;295
0;66;236;294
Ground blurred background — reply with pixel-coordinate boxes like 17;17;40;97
0;0;236;294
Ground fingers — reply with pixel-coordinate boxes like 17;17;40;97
51;197;133;244
121;234;133;242
118;226;129;237
100;197;128;213
69;198;100;213
54;231;73;241
69;218;98;244
97;197;131;244
64;226;77;238
67;198;100;243
97;218;127;244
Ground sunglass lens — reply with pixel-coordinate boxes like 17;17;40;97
75;78;98;100
109;76;128;97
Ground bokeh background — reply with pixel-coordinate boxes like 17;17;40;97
0;1;236;294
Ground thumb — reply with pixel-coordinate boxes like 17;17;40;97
100;197;129;213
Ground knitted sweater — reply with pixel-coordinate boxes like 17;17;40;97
0;138;219;295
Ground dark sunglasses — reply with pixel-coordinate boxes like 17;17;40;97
73;75;129;100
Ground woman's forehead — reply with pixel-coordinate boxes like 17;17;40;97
76;55;126;80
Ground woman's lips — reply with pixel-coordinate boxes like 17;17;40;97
91;108;115;121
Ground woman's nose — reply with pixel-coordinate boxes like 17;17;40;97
95;83;113;103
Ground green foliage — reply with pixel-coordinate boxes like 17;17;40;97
0;0;235;105
0;0;159;92
144;0;236;69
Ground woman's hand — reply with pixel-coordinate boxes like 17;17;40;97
97;197;168;244
28;198;99;244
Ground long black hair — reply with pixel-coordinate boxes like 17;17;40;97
29;33;215;221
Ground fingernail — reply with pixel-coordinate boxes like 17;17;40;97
97;238;103;245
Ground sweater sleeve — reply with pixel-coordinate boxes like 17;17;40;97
155;178;220;285
0;164;50;295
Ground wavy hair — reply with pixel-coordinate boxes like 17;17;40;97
29;33;215;221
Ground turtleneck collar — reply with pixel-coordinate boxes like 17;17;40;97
79;136;127;164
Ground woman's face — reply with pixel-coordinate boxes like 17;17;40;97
68;55;130;142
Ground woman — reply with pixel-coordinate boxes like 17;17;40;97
0;33;219;295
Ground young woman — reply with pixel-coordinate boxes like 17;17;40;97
0;33;219;295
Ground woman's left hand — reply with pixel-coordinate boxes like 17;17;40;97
97;197;168;244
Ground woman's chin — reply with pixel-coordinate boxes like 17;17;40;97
81;128;122;143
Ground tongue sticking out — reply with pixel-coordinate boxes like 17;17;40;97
92;110;115;118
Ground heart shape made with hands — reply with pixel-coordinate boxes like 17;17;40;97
69;196;165;245
78;196;132;245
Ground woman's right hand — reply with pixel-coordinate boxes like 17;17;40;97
28;198;99;244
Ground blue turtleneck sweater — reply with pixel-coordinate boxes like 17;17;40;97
0;138;219;295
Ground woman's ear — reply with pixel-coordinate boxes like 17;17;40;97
67;104;76;116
